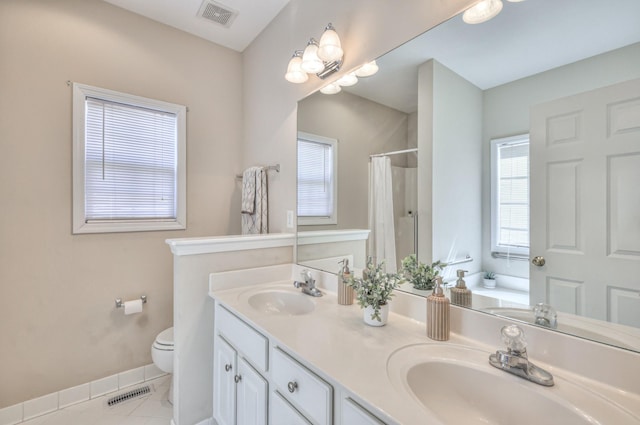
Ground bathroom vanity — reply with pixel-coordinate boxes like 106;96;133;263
209;265;640;425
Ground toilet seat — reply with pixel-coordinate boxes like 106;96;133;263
153;327;174;350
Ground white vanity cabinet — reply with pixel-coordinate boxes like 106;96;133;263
214;306;268;425
342;397;386;425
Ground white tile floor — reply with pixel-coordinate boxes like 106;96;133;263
21;376;172;425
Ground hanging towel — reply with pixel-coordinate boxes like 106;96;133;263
241;166;261;214
368;156;397;273
241;167;269;234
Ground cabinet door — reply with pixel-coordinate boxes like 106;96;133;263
342;398;385;425
213;336;237;425
271;390;312;425
236;358;268;425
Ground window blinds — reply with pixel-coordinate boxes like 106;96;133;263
297;139;334;217
84;97;177;221
497;141;529;249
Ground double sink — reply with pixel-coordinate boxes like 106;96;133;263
236;284;639;424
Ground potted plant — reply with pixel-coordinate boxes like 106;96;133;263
346;260;404;326
400;254;446;291
483;271;497;288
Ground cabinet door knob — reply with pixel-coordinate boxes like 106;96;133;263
234;374;242;383
532;256;546;267
224;364;232;372
287;381;298;393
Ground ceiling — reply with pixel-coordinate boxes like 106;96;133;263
346;0;640;113
102;0;290;52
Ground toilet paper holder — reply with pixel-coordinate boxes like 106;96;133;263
115;295;147;308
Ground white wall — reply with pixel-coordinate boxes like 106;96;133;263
419;60;483;277
0;0;243;408
482;42;640;278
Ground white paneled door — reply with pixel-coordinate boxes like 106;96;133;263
530;78;640;327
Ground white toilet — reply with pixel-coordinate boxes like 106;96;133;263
151;327;174;404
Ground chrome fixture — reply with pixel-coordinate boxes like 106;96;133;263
114;295;147;308
285;23;343;83
533;303;558;329
489;325;554;386
293;269;323;297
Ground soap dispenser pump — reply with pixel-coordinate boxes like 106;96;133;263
338;259;354;305
450;269;472;307
427;276;450;341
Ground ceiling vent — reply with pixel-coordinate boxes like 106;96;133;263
197;0;238;28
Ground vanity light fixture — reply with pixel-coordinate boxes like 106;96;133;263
285;23;344;83
320;82;342;95
354;60;379;77
463;0;525;24
284;50;309;84
336;72;358;87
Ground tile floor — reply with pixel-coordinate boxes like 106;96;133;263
20;376;172;425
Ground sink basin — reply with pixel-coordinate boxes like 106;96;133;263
387;343;639;425
247;290;315;315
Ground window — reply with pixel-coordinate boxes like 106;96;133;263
72;83;186;234
297;132;337;225
490;134;530;255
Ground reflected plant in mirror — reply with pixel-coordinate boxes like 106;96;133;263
296;0;640;352
400;254;446;291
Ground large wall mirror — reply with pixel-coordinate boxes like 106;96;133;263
296;0;640;353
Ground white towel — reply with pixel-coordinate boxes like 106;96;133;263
241;166;261;214
242;167;269;234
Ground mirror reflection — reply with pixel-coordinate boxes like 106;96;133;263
296;0;640;352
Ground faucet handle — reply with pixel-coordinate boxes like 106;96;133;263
501;325;527;352
533;303;558;328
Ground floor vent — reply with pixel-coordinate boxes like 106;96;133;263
197;0;238;28
107;385;151;407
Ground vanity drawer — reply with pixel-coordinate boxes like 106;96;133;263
342;397;385;425
271;347;332;425
271;390;312;424
216;304;268;372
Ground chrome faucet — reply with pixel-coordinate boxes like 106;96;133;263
489;325;554;386
293;269;323;297
533;303;558;329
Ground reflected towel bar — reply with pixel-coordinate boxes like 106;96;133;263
235;164;280;179
443;255;473;266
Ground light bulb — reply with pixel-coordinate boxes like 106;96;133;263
300;39;324;74
317;23;343;62
284;51;308;83
337;72;358;87
354;60;379;77
462;0;503;24
320;82;341;95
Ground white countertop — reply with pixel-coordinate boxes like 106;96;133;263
210;280;481;424
209;274;640;425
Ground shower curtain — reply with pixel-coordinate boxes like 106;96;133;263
369;156;397;273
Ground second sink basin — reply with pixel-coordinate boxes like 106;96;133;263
387;343;639;425
247;289;315;316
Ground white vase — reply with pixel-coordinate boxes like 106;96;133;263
483;278;496;289
364;303;389;326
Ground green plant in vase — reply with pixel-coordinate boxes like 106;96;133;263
346;260;404;323
400;254;446;291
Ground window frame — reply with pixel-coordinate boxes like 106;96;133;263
72;83;187;234
297;131;338;226
490;133;530;256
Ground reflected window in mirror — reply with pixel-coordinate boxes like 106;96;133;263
297;132;338;225
490;134;530;257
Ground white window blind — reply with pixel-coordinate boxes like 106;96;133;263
491;135;530;254
85;98;177;221
297;133;337;225
72;83;186;234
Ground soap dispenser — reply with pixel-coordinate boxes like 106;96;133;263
450;269;472;307
338;259;354;305
427;276;450;341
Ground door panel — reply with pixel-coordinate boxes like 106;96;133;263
530;78;640;326
237;358;267;425
213;336;237;425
